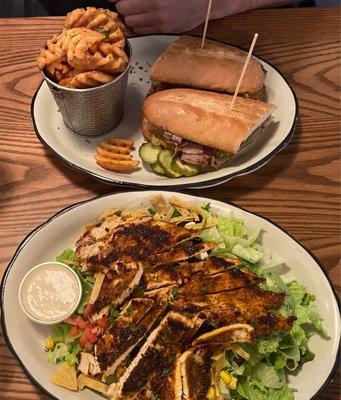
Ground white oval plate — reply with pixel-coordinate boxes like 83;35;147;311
1;191;339;400
32;35;298;189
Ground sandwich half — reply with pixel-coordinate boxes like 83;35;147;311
139;88;276;178
149;35;266;99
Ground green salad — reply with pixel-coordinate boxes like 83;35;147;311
199;211;329;400
43;200;329;399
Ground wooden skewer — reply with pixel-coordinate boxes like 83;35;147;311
229;33;259;112
201;0;213;48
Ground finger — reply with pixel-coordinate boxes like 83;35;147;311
124;13;156;29
115;0;150;16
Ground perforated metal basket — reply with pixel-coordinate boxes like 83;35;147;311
42;41;132;137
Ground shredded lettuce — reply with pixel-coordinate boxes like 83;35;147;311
200;217;263;263
200;211;328;400
56;249;94;314
45;323;81;365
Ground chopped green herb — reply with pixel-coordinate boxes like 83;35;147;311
166;353;175;365
151;394;160;400
134;285;145;297
125;355;132;367
95;27;109;39
201;286;208;294
127;324;139;333
105;374;118;384
124;303;133;316
148;207;157;216
208;321;217;329
108;308;120;325
160;368;171;378
170;287;179;300
137;380;144;388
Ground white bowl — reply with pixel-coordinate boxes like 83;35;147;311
18;261;82;325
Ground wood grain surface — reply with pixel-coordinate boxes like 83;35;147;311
0;7;340;400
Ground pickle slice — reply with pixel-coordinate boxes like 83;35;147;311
158;150;182;178
173;159;200;177
139;142;162;165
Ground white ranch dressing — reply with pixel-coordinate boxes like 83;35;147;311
19;262;82;324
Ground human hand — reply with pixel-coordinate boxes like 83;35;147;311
109;0;209;34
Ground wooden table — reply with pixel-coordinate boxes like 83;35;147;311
0;7;340;400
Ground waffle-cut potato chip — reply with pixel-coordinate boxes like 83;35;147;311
96;147;132;160
59;28;128;74
37;34;65;70
59;70;113;88
107;137;134;148
95;139;139;172
64;7;125;47
45;60;73;82
49;363;78;391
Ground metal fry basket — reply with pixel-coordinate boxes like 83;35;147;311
42;41;132;137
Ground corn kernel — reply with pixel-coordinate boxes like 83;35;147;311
219;371;232;385
206;386;215;399
229;377;238;390
45;337;54;350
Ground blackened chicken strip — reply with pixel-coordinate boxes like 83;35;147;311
96;299;167;380
180;325;255;400
90;262;143;317
178;268;264;297
76;216;152;266
142;256;245;293
192;324;255;348
79;219;198;273
171;286;295;333
76;214;124;248
147;242;217;268
108;312;203;400
179;347;213;400
188;257;242;275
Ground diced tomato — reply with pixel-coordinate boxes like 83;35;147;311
80;327;99;348
70;325;79;337
74;315;89;330
97;317;107;329
79;334;93;351
85;328;99;343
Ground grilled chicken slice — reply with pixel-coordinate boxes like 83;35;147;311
147;242;217;267
78;218;198;272
192;324;255;347
89;262;143;318
180;325;255;400
179;347;213;400
171;286;294;333
179;268;263;296
76;214;124;248
142;256;247;293
108;312;203;400
76;217;152;271
189;257;242;275
96;299;167;381
133;353;183;400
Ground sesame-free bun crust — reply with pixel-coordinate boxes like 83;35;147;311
150;35;266;98
143;88;276;155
